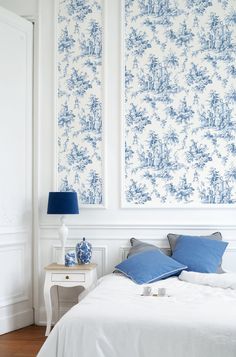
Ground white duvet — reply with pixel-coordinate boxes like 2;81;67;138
37;273;236;357
179;271;236;289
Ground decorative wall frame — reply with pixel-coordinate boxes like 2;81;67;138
0;242;28;307
54;0;106;208
121;0;236;208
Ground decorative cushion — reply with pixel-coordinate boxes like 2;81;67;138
171;235;228;273
167;232;222;251
127;238;171;258
115;249;187;285
167;232;224;273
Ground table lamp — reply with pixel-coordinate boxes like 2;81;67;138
47;192;79;265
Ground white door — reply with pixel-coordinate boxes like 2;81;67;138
0;6;33;334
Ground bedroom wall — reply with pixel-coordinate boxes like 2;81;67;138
35;0;236;324
1;0;236;327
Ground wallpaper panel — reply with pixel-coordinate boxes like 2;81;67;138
123;0;236;206
56;0;103;205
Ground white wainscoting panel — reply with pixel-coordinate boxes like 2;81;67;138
222;249;236;272
120;246;130;262
0;243;27;307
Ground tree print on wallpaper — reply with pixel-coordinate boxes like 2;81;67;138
56;0;103;205
123;0;236;206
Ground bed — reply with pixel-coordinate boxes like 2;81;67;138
37;272;236;357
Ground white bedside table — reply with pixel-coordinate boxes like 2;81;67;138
44;263;97;336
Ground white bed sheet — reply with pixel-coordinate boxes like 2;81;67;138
37;273;236;357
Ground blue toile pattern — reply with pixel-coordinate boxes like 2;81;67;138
124;0;236;206
57;0;103;205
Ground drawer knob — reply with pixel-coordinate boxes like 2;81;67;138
65;275;70;280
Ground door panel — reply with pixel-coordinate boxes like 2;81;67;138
0;6;33;334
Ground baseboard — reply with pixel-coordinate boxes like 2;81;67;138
0;308;34;335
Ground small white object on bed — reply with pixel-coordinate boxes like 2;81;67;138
37;273;236;357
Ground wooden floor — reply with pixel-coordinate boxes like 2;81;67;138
0;325;46;357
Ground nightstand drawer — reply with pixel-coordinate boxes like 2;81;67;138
51;273;85;282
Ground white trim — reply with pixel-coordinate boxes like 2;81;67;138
119;0;236;209
101;0;107;209
21;15;35;23
39;225;236;247
32;7;40;327
0;295;29;308
53;0;58;192
40;223;236;230
121;203;236;209
0;227;28;235
0;309;33;335
53;0;107;209
120;246;130;261
0;239;27;246
120;0;126;209
0;243;29;307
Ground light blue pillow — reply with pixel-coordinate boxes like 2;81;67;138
115;250;187;285
171;235;228;273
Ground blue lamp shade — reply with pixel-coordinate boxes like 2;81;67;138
47;192;79;215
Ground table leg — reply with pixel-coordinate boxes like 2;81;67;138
54;285;60;323
44;283;52;336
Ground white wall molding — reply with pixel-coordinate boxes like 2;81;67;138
39;224;236;244
0;295;29;308
0;308;33;335
40;236;236;244
0;243;29;307
120;246;129;261
0;227;27;235
0;238;27;247
0;239;27;246
39;223;236;230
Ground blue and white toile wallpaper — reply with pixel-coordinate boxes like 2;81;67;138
124;0;236;206
57;0;103;205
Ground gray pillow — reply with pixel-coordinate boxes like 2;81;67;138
167;232;224;273
127;238;171;258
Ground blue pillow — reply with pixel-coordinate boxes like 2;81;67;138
171;235;228;273
115;250;187;284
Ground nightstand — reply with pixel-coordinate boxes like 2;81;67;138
44;263;97;336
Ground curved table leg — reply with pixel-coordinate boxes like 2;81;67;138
44;283;52;336
54;285;60;323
